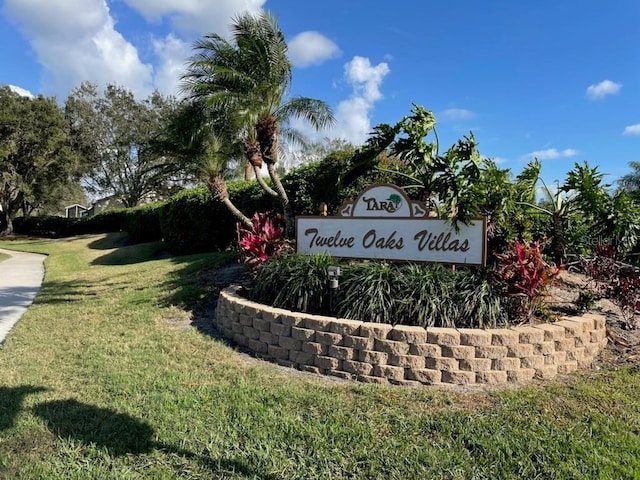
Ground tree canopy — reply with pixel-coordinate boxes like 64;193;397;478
66;82;182;208
0;86;79;235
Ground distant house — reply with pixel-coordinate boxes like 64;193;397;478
65;204;89;218
85;195;125;216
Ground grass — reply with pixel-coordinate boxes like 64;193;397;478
0;251;10;263
0;233;639;479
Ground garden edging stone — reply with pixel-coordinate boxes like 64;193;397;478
215;286;608;386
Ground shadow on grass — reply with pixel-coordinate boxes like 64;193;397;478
91;241;168;266
32;398;278;478
0;385;47;431
87;232;130;250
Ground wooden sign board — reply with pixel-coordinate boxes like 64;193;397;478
295;184;487;266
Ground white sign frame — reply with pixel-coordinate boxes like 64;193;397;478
295;184;487;266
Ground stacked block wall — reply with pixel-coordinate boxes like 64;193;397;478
215;287;607;386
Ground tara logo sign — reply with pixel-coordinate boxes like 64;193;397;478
296;184;487;266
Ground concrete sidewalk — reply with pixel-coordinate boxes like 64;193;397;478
0;248;46;344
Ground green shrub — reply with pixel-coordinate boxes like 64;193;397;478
125;202;163;244
13;215;77;237
250;254;508;328
250;253;334;313
78;208;128;234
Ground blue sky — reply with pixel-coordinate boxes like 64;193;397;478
1;0;639;186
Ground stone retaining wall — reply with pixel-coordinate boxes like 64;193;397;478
215;286;607;386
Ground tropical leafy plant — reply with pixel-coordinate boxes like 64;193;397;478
236;212;289;269
495;240;561;321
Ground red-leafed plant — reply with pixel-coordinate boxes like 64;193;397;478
236;212;290;269
495;240;562;320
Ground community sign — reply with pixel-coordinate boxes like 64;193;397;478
295;184;487;266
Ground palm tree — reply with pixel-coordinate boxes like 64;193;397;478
181;11;335;235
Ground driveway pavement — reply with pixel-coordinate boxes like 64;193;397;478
0;248;46;344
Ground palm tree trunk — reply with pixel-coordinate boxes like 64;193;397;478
253;164;278;197
208;176;252;229
267;163;294;236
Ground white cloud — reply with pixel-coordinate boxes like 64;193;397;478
526;148;579;161
4;0;153;98
152;34;190;96
440;108;475;121
329;56;390;145
288;31;340;67
120;0;266;36
623;124;640;136
586;79;622;100
8;85;34;97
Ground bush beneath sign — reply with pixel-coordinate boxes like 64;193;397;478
249;254;509;328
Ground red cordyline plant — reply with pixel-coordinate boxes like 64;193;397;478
236;212;290;270
495;240;562;321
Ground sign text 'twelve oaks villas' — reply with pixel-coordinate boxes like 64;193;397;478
295;184;487;266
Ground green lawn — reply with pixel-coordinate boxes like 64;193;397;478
0;233;639;479
0;251;10;263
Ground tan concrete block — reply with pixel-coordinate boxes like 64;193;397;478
373;364;406;381
458;358;492;371
315;355;340;370
268;345;290;360
389;354;426;369
248;339;268;355
442;370;475;385
271;323;291;337
516;326;545;344
328;370;352;380
299;365;322;374
507;369;536;382
302;342;328;355
545;351;566;365
520;355;545;369
359;375;389;385
409;343;441;357
426;357;458;371
291;326;315;341
343;360;374;376
534;341;556;355
584;343;602;357
566;347;586;362
315;331;343;346
555;319;584;336
389;325;428;344
252;317;271;332
590;330;606;344
358;350;388;365
343;335;374;350
475;346;508;359
239;314;253;326
441;345;476;360
535;364;558;379
572;316;596;331
577;357;594;368
407;368;442;384
229;311;240;323
507;343;535;358
290;350;315;366
259;331;279;345
231;322;244;334
487;329;519;346
534;324;566;340
242;326;260;340
232;333;246;346
554;338;575;351
331;319;363;335
573;334;590;348
557;361;579;374
587;313;605;330
458;328;492;346
328;345;356;360
259;307;283;323
275;359;296;368
492;358;521;370
374;338;411;356
359;322;394;339
279;336;302;351
427;328;460;346
476;371;508;384
280;314;304;327
303;316;333;332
